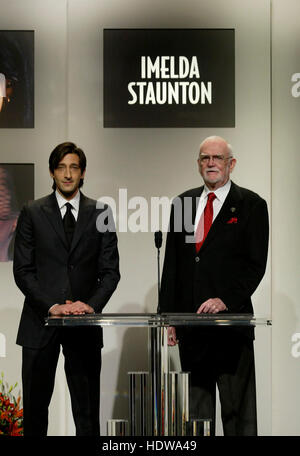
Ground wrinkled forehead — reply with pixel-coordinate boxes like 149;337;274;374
200;138;230;156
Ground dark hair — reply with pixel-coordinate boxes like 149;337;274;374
49;142;86;190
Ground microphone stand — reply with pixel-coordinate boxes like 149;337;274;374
152;231;163;435
154;231;162;314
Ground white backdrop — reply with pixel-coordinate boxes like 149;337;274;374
0;0;299;436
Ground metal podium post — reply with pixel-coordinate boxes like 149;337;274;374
45;313;271;436
148;325;169;436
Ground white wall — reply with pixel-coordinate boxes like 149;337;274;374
272;0;300;436
0;0;298;436
0;0;69;435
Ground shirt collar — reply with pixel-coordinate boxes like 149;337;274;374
55;190;80;211
202;179;231;203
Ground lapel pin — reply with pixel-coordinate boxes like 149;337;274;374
230;207;236;213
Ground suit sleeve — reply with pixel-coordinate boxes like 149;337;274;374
219;197;269;312
13;204;56;318
159;202;177;312
87;205;120;313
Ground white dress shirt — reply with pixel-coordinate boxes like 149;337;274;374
55;190;80;221
49;190;80;313
194;180;231;234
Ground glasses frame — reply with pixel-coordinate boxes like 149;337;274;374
198;154;233;164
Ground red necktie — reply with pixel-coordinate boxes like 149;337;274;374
195;192;216;252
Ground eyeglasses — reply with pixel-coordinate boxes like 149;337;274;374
198;154;233;164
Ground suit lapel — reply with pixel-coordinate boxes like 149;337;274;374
69;193;95;253
192;186;203;226
41;192;95;253
181;187;202;254
198;181;243;252
41;193;68;249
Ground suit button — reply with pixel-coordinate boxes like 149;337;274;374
69;264;74;270
195;256;200;263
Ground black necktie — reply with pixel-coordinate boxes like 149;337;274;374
63;202;75;249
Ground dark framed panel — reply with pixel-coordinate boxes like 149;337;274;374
0;31;34;128
0;163;34;261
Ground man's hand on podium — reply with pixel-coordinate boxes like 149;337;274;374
49;300;95;316
197;297;227;314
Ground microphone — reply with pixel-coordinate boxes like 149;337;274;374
155;230;162;249
155;231;163;313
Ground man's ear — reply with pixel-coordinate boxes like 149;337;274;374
229;158;237;173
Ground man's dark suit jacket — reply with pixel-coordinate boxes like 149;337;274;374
160;181;269;340
14;191;120;349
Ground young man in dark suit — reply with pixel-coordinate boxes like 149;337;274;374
160;136;269;435
14;142;120;436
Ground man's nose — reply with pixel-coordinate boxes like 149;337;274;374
64;167;72;178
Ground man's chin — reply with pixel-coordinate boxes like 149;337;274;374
57;187;78;198
203;176;224;190
205;177;220;186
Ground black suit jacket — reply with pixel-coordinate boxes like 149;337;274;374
160;181;269;340
14;191;120;349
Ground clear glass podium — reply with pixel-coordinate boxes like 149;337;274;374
46;313;271;436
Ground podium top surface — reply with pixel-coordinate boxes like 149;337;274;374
46;313;272;327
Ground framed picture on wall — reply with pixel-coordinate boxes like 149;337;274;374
0;31;34;128
0;164;34;262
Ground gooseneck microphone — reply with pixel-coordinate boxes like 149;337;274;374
155;231;162;313
154;230;162;250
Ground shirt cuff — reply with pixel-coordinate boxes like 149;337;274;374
48;304;60;316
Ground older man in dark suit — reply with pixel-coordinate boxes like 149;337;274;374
14;142;120;436
160;136;269;436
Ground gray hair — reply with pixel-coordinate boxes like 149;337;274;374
199;136;233;157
